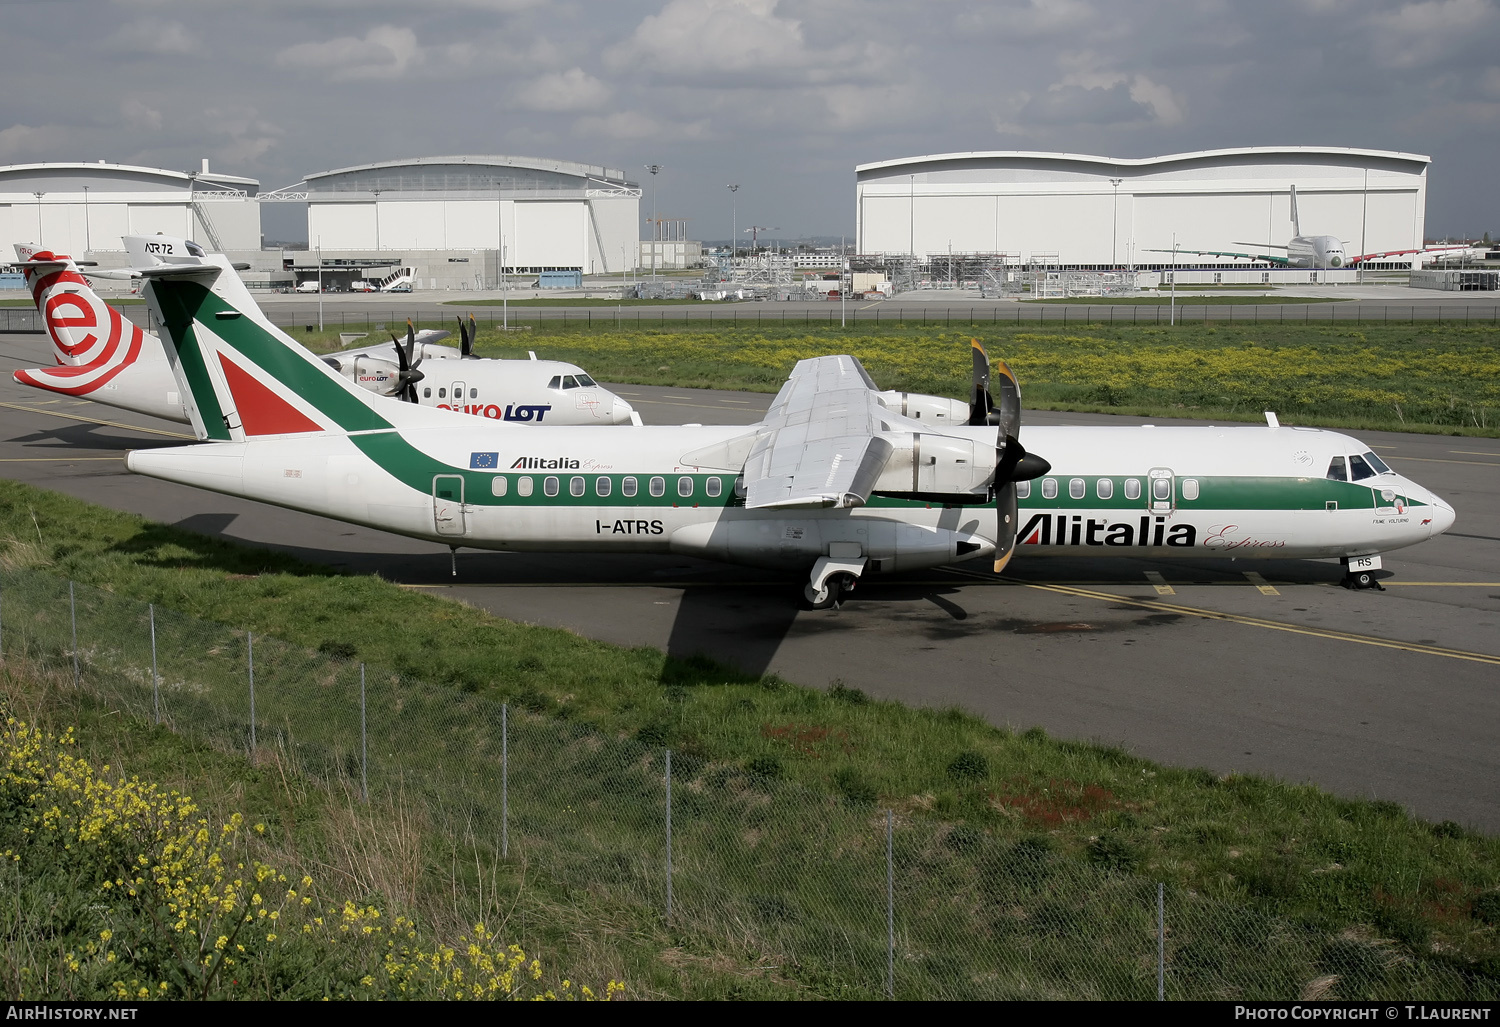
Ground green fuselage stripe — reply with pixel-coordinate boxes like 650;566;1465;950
150;280;230;440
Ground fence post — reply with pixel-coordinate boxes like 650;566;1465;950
501;701;508;858
665;748;673;920
248;631;256;753
886;808;895;1000
149;603;159;725
69;581;79;686
359;663;368;803
1157;882;1165;1000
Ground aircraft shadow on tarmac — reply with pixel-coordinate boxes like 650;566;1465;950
9;423;186;452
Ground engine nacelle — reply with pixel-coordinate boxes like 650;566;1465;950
873;390;970;425
337;355;401;396
874;431;997;500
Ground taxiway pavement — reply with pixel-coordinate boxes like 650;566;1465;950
1;330;1496;829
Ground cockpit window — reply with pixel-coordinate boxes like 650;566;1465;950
1326;456;1347;481
184;240;206;256
562;375;579;389
547;376;561;389
1363;451;1391;475
1348;454;1377;481
576;374;597;387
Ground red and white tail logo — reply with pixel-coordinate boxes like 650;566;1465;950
14;251;146;396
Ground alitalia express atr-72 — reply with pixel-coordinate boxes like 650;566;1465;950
114;243;1455;607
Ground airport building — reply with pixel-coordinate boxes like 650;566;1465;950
0;160;261;258
268;155;642;286
854;147;1430;267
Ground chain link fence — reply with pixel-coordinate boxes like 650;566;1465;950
0;567;1493;1001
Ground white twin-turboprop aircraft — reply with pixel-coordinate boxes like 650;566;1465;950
114;244;1454;606
10;240;636;435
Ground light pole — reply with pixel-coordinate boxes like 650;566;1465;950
82;186;90;254
1109;178;1122;267
644;164;662;281
372;188;381;252
727;184;739;279
32;192;44;242
840;234;847;328
1169;233;1177;326
316;236;324;331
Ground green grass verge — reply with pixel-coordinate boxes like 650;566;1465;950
1021;296;1343;305
1;480;1499;999
448;297;719;307
278;319;1500;437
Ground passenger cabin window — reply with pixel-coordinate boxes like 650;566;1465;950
1016;480;1031;499
1124;478;1141;501
543;476;560;497
1348;454;1377;481
705;477;722;498
423;387;432;398
596;476;612;497
491;476;508;497
1182;478;1200;501
470;388;477;399
547;376;561;390
1041;478;1058;500
1096;479;1113;500
1363;451;1391;475
649;476;666;497
570;476;585;497
1069;478;1085;500
517;476;533;497
1152;478;1172;501
562;376;579;389
1326;456;1348;481
677;476;693;498
438;388;447;399
622;476;638;497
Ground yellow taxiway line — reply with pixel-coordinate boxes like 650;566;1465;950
1004;578;1500;666
0;401;194;440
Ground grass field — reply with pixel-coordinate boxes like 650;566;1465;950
448;297;718;307
1;480;1499;998
290;319;1500;437
1021;296;1342;305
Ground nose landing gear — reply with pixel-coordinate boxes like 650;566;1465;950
1340;555;1386;591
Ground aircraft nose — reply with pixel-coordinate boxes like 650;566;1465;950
1426;495;1456;537
610;396;636;424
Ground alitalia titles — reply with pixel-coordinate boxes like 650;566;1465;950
1020;513;1197;548
510;456;581;470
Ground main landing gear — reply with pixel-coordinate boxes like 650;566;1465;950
803;555;867;610
1340;555;1386;591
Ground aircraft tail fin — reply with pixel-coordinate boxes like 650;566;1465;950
129;234;453;443
1290;184;1301;237
12;244;146;369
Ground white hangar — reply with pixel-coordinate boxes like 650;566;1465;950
284;155;641;274
0;160;260;257
854;147;1431;266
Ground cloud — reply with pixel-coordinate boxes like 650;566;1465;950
1367;0;1494;68
199;106;283;165
1021;62;1186;128
572;110;710;141
515;68;611;112
108;19;200;56
275;25;423;81
604;0;891;87
121;99;163;131
0;124;71;161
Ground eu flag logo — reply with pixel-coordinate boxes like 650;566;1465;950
469;452;499;469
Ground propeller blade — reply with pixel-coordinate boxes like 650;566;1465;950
405;319;419;368
467;314;478;359
993;480;1018;573
991;359;1021;439
967;339;993;426
390;333;410;372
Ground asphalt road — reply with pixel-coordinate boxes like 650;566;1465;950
1;329;1498;830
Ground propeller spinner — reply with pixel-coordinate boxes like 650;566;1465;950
969;339;1050;573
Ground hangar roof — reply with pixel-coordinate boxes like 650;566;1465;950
303;155;637;195
0;161;258;195
856;147;1431;179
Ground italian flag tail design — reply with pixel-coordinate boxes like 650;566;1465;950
137;247;451;443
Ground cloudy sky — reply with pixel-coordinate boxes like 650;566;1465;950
3;0;1496;243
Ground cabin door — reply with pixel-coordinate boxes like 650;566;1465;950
433;475;466;536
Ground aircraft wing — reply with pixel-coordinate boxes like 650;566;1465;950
741;354;894;510
325;329;451;363
1350;244;1474;264
1144;247;1290;265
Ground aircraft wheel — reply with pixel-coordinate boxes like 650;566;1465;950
803;581;836;609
